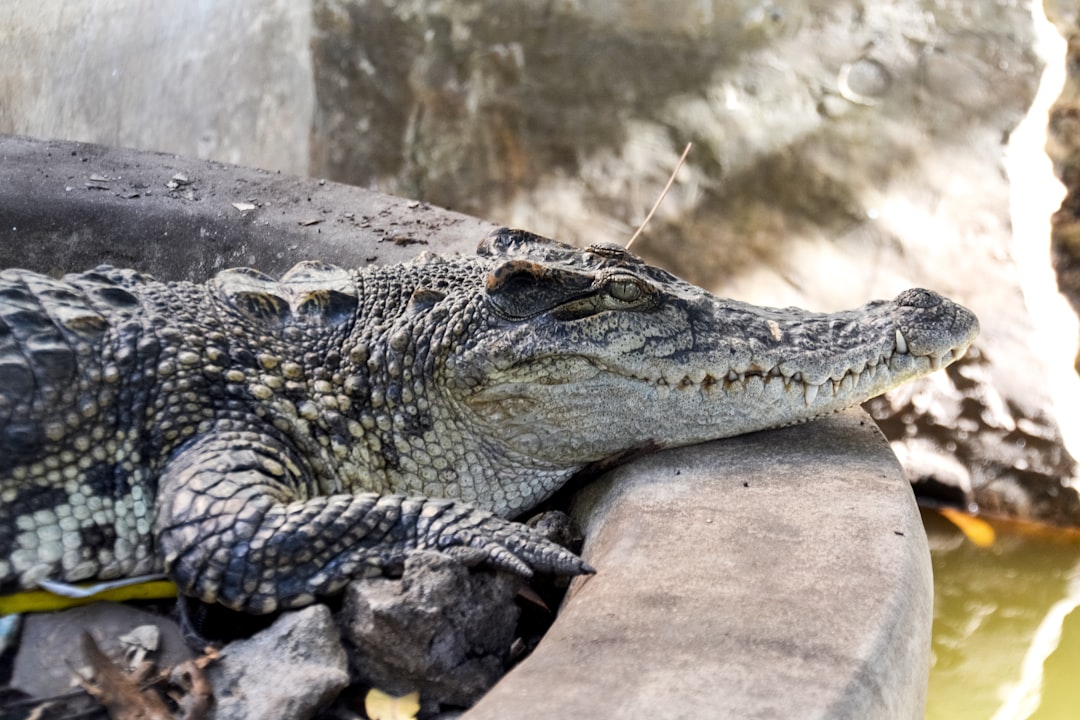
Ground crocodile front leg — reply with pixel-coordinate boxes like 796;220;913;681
155;428;589;613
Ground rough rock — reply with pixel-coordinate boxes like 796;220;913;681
867;349;1080;524
308;0;1080;527
207;604;349;720
336;551;520;712
10;602;193;699
1047;1;1080;365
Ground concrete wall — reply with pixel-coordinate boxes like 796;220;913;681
0;1;313;174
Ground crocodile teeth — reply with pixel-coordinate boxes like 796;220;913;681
804;383;819;406
726;369;739;382
839;373;855;394
894;329;908;355
930;350;953;371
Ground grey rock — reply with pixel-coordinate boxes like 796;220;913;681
524;510;583;553
208;604;349;720
307;0;1074;528
1047;6;1080;430
337;551;520;710
10;602;194;699
868;349;1080;524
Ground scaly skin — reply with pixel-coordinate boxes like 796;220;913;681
0;228;979;612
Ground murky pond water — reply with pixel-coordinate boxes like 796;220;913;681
924;508;1080;719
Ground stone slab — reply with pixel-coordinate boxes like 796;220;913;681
467;408;932;720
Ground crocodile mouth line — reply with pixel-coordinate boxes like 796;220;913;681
631;328;966;407
496;328;968;409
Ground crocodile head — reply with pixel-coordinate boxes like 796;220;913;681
442;228;978;473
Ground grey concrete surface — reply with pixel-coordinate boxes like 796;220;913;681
0;135;491;279
468;409;932;720
0;1;313;174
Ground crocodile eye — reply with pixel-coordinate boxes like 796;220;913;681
606;277;644;303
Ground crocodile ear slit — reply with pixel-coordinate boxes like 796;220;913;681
485;260;595;320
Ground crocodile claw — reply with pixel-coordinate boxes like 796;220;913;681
420;505;592;578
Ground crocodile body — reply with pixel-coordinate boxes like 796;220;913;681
0;228;978;613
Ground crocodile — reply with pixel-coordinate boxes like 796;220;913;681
0;227;978;614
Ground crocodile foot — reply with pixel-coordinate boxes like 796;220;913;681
418;499;594;578
155;428;592;613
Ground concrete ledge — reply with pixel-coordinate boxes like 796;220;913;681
1;136;932;719
0;134;490;279
467;409;932;720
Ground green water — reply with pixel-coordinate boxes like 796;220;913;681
925;509;1080;719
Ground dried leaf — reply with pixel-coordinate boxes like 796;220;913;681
364;687;420;720
76;632;172;720
169;656;215;720
938;507;996;548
